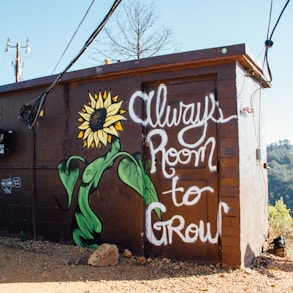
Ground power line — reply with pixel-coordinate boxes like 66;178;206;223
51;0;95;74
20;0;122;129
269;0;291;41
264;0;291;81
266;0;273;40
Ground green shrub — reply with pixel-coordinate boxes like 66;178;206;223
268;197;293;237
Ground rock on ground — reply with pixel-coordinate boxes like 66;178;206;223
88;243;119;267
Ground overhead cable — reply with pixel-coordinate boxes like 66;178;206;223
51;0;96;75
264;0;291;81
20;0;122;129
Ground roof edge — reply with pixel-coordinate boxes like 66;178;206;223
0;44;270;93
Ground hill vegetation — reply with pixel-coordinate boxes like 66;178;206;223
267;139;293;214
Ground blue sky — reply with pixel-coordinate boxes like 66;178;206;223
0;0;292;144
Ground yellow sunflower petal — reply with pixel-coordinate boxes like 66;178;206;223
84;104;94;114
78;131;84;138
78;111;91;121
119;109;126;114
104;115;127;128
104;125;119;137
115;121;123;131
112;95;118;102
95;93;104;109
103;92;112;109
87;132;94;149
78;121;90;130
98;130;108;146
93;131;100;148
83;127;92;140
89;92;96;109
106;101;123;116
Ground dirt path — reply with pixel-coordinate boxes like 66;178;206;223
0;237;292;293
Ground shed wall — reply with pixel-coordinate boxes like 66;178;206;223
0;44;269;267
236;63;269;266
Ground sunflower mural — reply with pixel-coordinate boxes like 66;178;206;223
58;90;161;248
77;91;126;148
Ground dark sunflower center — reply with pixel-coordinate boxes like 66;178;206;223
89;108;107;131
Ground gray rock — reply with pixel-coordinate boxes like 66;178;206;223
88;243;119;267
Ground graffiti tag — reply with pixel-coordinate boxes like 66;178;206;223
1;176;21;194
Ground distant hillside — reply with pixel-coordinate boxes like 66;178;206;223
267;140;293;213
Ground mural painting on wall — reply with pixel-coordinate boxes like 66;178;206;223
58;84;237;248
58;90;161;248
129;84;235;246
1;176;21;194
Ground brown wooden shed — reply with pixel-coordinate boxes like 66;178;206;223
0;44;270;267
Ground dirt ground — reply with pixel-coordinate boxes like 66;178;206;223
0;237;292;293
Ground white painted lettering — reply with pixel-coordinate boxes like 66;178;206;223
162;176;214;207
129;83;235;247
146;201;229;245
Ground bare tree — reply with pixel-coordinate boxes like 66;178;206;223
91;0;177;62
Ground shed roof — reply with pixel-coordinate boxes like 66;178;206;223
0;43;270;94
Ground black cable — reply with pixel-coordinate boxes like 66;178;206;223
20;0;122;129
266;0;273;40
264;0;291;81
263;0;273;73
264;48;273;82
51;0;95;75
269;0;290;41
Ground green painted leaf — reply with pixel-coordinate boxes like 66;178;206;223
118;153;161;219
57;159;80;209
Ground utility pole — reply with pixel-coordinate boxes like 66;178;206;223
5;38;31;82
